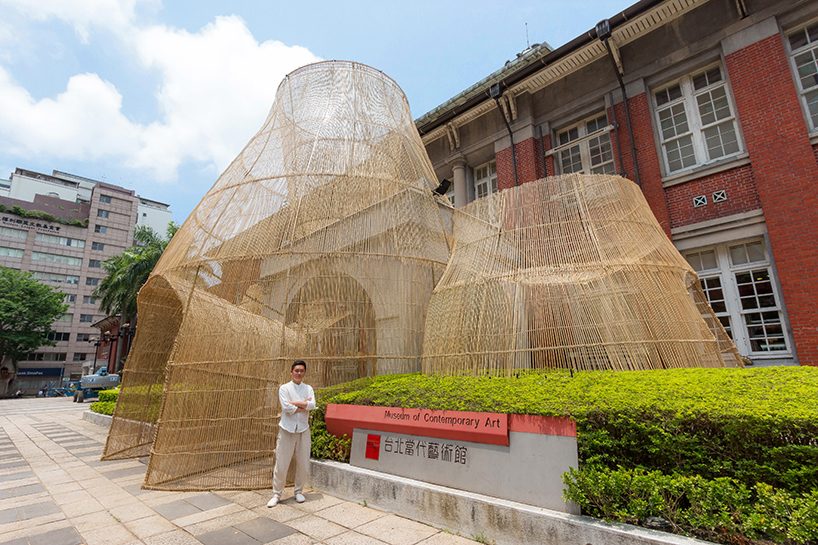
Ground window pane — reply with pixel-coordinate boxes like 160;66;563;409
741;242;761;263
703;122;740;160
795;50;818;90
588;135;613;168
730;246;748;266
665;135;696;172
700;250;717;270
806;89;818;129
659;103;689;139
790;29;808;50
559;145;583;173
697;86;732;125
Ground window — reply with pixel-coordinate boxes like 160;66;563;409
654;65;741;174
83;295;97;305
91;242;105;251
0;226;27;240
26;352;67;361
684;239;790;356
32;271;80;285
77;333;92;342
73;353;87;362
474;160;498;199
99;195;112;204
97;209;109;219
85;277;100;286
0;246;24;258
32;251;82;267
94;225;108;234
554;113;615;174
787;21;818;131
64;294;76;304
35;232;85;248
56;313;73;323
89;259;101;268
47;332;70;342
80;314;95;323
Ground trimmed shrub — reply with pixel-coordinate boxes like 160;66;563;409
90;400;116;416
97;388;119;403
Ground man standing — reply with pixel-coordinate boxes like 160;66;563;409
268;360;315;507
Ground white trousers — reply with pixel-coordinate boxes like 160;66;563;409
272;427;311;496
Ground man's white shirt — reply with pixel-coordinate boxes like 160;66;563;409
278;380;315;433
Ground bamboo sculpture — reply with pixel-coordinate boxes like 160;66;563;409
103;60;740;492
421;174;741;374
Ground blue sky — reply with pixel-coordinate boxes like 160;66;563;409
0;0;633;222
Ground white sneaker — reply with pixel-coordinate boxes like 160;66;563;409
295;493;306;503
266;495;280;508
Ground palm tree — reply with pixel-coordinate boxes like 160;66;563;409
94;222;178;327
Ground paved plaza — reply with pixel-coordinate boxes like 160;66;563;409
0;398;479;545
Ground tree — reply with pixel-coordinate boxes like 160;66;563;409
0;267;68;369
94;222;178;325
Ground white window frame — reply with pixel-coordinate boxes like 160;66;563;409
684;238;791;358
786;19;818;132
550;113;616;175
652;63;743;175
473;160;498;200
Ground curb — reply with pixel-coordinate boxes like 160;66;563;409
82;410;113;429
311;460;715;545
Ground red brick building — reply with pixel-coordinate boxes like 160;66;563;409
417;0;818;366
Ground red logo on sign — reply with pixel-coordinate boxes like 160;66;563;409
365;434;381;460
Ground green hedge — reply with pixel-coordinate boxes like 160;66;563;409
89;400;116;415
97;388;119;403
311;367;818;544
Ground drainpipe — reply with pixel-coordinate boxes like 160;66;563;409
490;83;519;187
597;19;641;186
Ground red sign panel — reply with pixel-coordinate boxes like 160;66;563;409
365;434;381;460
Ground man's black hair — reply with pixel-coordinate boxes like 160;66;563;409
292;360;307;371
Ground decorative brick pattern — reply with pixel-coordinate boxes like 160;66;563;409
665;165;760;228
496;137;546;191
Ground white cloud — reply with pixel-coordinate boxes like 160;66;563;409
0;5;320;182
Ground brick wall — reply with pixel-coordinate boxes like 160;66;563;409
608;96;672;235
665;165;761;228
496;137;546;191
727;34;818;365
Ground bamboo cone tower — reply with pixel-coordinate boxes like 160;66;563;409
421;174;741;374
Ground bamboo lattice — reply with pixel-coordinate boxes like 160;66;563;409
421;174;741;374
103;61;740;492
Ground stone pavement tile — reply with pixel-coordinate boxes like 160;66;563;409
0;491;49;512
323;531;389;545
53;489;93;507
223;491;268;510
82;523;138;545
185;493;233;511
0;462;27;472
0;518;71;543
197;527;260;545
173;504;243;527
0;479;38;491
289;493;343;514
286;514;346;541
0;537;26;545
234;516;296;542
184;510;258;536
28;526;84;545
109;501;158;523
125;513;178;540
152;499;204;521
16;500;61;521
415;532;479;545
60;496;106;518
142;529;205;545
0;483;45;500
356;515;437;545
90;490;138;509
70;509;118;532
269;534;316;545
252;503;305;523
102;466;148;479
315;503;386;529
0;472;33;483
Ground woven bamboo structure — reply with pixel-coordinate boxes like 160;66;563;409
103;60;739;492
102;61;452;490
421;174;741;374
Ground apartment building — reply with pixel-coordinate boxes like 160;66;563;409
0;168;171;392
417;0;818;365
